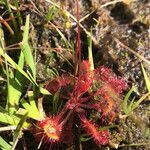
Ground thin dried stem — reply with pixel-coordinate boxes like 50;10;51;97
0;125;16;131
99;0;124;8
38;97;46;119
5;47;20;51
75;0;81;70
79;10;96;23
114;38;150;66
0;16;14;35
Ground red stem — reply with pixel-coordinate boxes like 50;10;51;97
76;0;81;67
73;0;81;102
74;0;81;76
60;110;74;126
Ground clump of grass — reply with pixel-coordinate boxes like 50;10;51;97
123;63;150;116
123;86;150;116
0;14;50;149
45;2;60;22
121;63;150;139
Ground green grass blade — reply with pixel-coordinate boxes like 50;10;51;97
22;15;30;43
45;3;60;21
131;92;150;111
0;47;36;84
7;51;26;113
21;99;44;120
39;87;51;95
20;15;36;79
123;88;150;116
0;112;18;125
127;97;135;115
20;42;36;79
141;63;150;92
0;1;5;5
28;91;39;111
3;0;18;33
0;112;30;128
7;73;27;113
12;51;26;103
50;22;72;48
1;22;24;113
2;112;30;128
20;100;32;112
7;71;17;113
0;136;11;150
0;23;5;48
53;93;59;112
123;86;135;115
5;50;12;113
80;135;92;142
1;23;16;113
11;112;28;150
13;0;23;26
16;46;25;69
0;106;7;113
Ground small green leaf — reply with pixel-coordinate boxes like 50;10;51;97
80;135;92;142
21;99;44;120
0;112;30;128
0;136;11;150
39;87;51;95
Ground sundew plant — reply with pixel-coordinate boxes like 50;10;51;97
32;0;128;149
1;0;149;150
